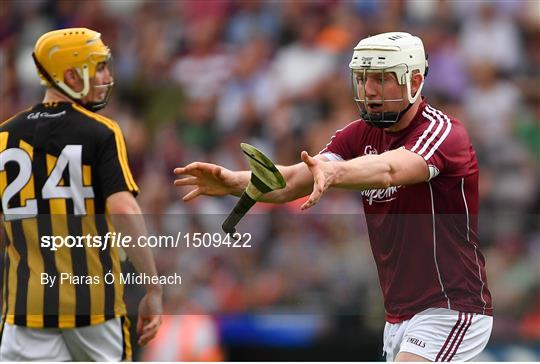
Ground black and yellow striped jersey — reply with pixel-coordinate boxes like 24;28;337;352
0;102;139;329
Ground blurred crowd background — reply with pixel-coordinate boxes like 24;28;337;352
1;0;539;361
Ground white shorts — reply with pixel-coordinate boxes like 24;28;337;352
0;317;131;361
383;308;493;362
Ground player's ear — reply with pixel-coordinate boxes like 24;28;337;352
63;68;83;92
410;71;424;97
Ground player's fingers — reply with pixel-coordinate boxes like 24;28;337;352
138;328;158;346
173;167;185;175
174;162;201;174
139;331;158;346
174;177;198;186
139;317;161;345
183;188;202;201
143;315;161;332
178;162;205;174
301;151;316;167
300;195;318;210
301;187;321;210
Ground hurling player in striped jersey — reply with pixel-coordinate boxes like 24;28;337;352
1;28;162;361
175;32;493;362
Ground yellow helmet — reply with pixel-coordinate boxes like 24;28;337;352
33;28;112;108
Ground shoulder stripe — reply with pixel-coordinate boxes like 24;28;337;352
72;104;138;193
422;106;452;160
417;109;445;156
410;115;437;153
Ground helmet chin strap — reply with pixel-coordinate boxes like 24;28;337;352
362;101;415;129
82;101;106;112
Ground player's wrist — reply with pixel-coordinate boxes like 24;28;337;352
231;171;250;197
145;283;163;295
328;161;342;187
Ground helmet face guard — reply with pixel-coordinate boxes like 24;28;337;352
82;56;115;112
351;67;410;128
84;80;114;112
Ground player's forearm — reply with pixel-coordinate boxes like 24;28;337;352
108;212;162;293
123;246;162;294
231;163;313;203
231;171;251;197
332;155;393;190
107;192;162;293
258;163;313;203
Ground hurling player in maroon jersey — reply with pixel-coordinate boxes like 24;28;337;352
174;32;493;361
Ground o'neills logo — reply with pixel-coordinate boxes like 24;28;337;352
361;185;400;205
406;336;426;348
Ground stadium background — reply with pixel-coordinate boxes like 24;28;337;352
1;0;539;361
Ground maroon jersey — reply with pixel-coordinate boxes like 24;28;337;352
321;99;493;323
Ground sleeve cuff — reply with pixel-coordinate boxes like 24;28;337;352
427;164;440;181
320;152;344;161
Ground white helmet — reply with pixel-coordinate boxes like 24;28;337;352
349;32;428;128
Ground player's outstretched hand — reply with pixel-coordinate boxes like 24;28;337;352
300;151;336;210
136;289;162;346
174;162;239;201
